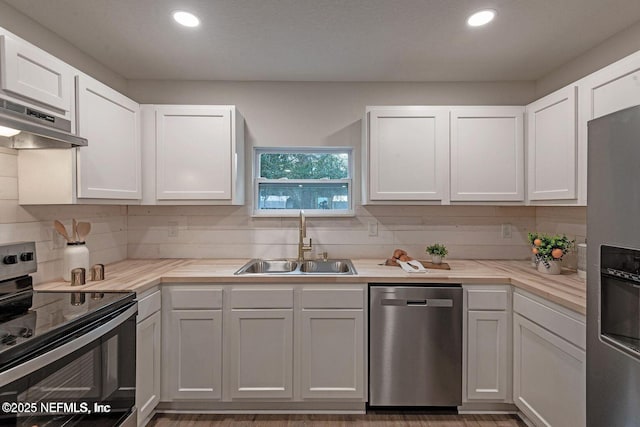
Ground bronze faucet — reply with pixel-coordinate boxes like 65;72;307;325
298;210;313;261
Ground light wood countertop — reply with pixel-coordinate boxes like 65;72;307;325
35;258;586;314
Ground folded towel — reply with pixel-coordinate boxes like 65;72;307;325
397;260;427;273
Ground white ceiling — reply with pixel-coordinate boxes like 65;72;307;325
5;0;640;82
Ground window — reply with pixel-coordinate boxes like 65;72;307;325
254;148;353;216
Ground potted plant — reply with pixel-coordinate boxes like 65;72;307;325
531;233;574;275
425;243;448;264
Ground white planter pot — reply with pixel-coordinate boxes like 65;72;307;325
431;255;442;264
537;259;562;275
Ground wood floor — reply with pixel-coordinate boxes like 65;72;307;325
148;413;527;427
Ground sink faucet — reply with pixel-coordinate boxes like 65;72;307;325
298;210;313;261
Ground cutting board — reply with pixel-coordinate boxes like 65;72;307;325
385;259;451;270
418;260;451;270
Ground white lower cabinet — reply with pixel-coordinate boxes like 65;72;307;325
162;287;224;401
228;309;294;399
165;310;223;400
513;291;586;427
300;309;365;399
136;311;160;425
467;311;509;401
464;286;511;403
136;290;161;427
161;284;366;407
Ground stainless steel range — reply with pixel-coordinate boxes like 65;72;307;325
0;242;137;427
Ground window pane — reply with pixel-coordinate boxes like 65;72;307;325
259;152;349;179
258;182;349;210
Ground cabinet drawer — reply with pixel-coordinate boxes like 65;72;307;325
301;289;364;309
229;289;293;309
467;289;508;310
170;288;223;309
513;292;585;349
137;290;161;322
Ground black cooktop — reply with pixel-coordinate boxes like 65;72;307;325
0;288;135;371
0;241;136;372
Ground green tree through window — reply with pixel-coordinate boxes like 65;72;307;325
260;153;348;179
255;149;352;215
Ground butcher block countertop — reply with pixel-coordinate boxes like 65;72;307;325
35;258;586;314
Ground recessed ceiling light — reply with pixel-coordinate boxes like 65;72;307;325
173;11;200;28
467;9;496;27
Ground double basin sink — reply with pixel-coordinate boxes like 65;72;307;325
235;259;357;275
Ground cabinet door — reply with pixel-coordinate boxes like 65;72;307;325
0;35;72;113
582;59;640;121
577;52;640;204
136;311;160;426
367;108;449;201
467;311;509;401
156;106;232;200
166;310;223;400
228;309;293;399
300;310;364;399
76;75;141;199
450;107;524;201
513;313;586;427
527;86;578;201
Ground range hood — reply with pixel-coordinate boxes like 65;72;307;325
0;99;87;149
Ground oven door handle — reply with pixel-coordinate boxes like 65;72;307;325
0;304;137;386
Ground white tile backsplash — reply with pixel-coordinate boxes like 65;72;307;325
0;150;587;278
127;204;539;261
0;152;128;283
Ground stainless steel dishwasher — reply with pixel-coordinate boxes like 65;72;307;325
369;285;463;407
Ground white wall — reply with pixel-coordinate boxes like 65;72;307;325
0;148;127;283
0;1;127;92
536;20;640;97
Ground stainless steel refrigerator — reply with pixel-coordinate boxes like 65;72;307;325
587;104;640;426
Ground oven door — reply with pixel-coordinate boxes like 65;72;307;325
0;304;137;427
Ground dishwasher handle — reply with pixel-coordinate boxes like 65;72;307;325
381;298;453;307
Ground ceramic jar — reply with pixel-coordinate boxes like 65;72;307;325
63;242;90;281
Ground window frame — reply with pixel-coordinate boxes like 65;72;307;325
252;147;354;217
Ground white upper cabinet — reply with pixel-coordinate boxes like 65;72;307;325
450;107;525;202
577;50;640;205
76;74;141;199
142;105;245;205
18;75;141;204
365;107;449;202
580;51;640;121
526;86;577;202
0;34;73;115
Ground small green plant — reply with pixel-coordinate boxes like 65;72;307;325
530;233;574;268
527;232;540;246
425;243;448;258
